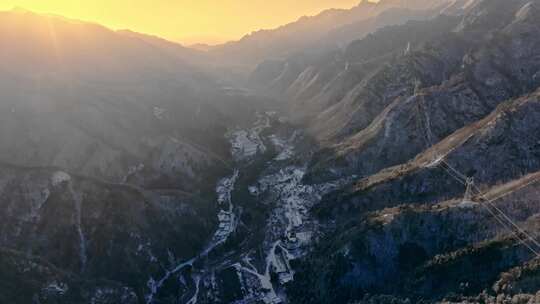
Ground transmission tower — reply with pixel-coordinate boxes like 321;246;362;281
463;177;475;203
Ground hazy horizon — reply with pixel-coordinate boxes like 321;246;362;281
0;0;375;45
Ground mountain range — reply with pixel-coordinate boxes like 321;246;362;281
2;1;540;303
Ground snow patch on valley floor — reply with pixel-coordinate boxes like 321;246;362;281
43;281;69;296
146;113;350;304
230;130;264;160
229;113;271;161
51;171;71;186
211;170;239;246
186;275;201;304
269;131;298;161
153;106;167;120
238;165;352;303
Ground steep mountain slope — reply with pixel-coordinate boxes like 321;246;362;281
0;9;236;188
291;170;540;302
247;3;473;122
0;163;216;303
0;247;140;304
290;69;540;304
281;1;540;303
306;0;540;181
0;9;207;85
118;29;210;65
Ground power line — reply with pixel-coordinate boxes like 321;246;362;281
414;97;540;257
440;156;540;257
439;158;540;257
480;201;540;256
473;184;540;250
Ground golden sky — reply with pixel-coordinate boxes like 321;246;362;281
0;0;365;45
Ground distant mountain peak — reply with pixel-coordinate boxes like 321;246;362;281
7;6;40;16
358;0;379;5
10;6;32;13
189;43;215;52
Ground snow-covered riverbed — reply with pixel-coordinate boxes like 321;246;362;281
235;164;351;303
229;112;271;161
147;112;351;304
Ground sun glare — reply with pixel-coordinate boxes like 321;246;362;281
0;0;363;44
